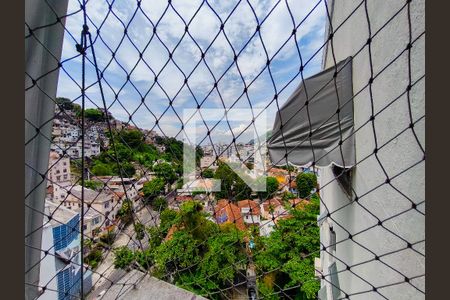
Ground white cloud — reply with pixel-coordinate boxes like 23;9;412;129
57;0;327;141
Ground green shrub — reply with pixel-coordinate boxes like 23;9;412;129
295;173;317;198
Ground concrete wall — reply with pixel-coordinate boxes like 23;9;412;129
318;0;424;299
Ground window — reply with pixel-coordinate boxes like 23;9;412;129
82;225;87;231
63;169;67;173
63;161;67;166
56;176;61;181
104;202;109;209
63;175;68;180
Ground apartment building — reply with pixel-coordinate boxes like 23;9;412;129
47;151;72;203
65;185;120;228
38;201;91;300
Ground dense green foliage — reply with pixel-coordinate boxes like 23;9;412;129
159;208;179;235
84;108;104;122
143;177;166;201
91;161;114;176
117;199;133;225
154;136;204;167
99;230;116;246
83;180;103;190
84;247;103;269
295;173;318;198
152;196;168;211
201;168;214;178
153;162;177;184
134;222;145;240
282;191;297;202
89;129;159;177
279;164;296;172
113;202;247;299
113;246;135;269
56;97;75;111
113;194;321;299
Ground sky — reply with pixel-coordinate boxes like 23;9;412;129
57;0;327;145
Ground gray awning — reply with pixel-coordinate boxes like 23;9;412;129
267;57;354;168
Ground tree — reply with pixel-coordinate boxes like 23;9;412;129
84;108;104;122
153;162;177;184
110;143;133;162
281;191;296;202
83;180;103;190
84;247;103;269
113;246;135;269
214;161;251;200
159;208;179;234
201;168;214;178
117;129;145;150
72;103;82;116
152;196;168;211
234;176;252;200
279;164;296;172
254;195;320;299
257;176;279;200
295;173;317;198
197;224;246;286
114;201;247;299
134;222;145;240
117;199;133;225
143;177;166;202
114;161;135;177
91;161;114;176
56;97;74;110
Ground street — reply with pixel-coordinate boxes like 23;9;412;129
87;205;160;299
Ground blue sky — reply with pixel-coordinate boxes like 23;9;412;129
57;0;327;144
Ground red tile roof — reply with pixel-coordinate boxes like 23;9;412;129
261;198;283;212
176;195;193;202
237;199;261;215
214;199;246;231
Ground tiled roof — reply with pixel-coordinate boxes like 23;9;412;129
261;198;283;211
175;196;193;202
